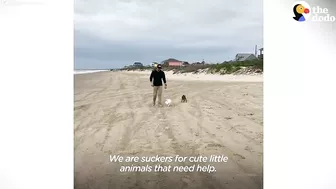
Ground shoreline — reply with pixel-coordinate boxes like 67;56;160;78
74;70;110;75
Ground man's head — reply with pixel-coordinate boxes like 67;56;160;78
156;64;162;71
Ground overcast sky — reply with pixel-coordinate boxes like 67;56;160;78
74;0;263;69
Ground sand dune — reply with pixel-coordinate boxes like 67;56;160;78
74;71;263;189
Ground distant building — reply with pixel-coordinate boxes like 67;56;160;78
161;58;183;67
234;53;258;61
133;62;143;67
168;62;183;66
258;48;264;59
182;61;189;66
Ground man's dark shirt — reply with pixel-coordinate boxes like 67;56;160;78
150;70;166;86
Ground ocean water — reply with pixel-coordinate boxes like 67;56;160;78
74;70;109;75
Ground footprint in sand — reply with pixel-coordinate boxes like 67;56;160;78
143;144;151;149
207;143;224;148
156;132;163;137
181;175;193;184
244;146;254;153
233;153;246;160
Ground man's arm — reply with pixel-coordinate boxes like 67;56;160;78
162;72;167;86
149;71;154;82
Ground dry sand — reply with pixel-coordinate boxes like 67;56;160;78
74;71;263;189
127;70;263;82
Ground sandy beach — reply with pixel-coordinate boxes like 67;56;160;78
74;71;263;189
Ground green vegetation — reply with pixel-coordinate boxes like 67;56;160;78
119;65;152;71
119;59;263;74
208;59;263;74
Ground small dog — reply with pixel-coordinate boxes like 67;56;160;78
181;95;187;103
165;99;172;106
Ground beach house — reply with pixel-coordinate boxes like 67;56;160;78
234;53;257;61
133;62;143;67
161;58;183;67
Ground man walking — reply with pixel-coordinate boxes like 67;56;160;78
149;64;167;106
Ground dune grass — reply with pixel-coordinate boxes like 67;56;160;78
208;59;263;74
119;59;263;74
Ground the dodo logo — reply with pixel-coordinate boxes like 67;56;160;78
293;1;335;22
293;2;311;22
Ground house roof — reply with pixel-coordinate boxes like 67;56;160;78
162;58;180;62
235;53;256;61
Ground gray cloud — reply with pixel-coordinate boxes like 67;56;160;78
74;0;263;69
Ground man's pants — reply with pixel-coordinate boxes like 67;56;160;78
153;86;163;105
